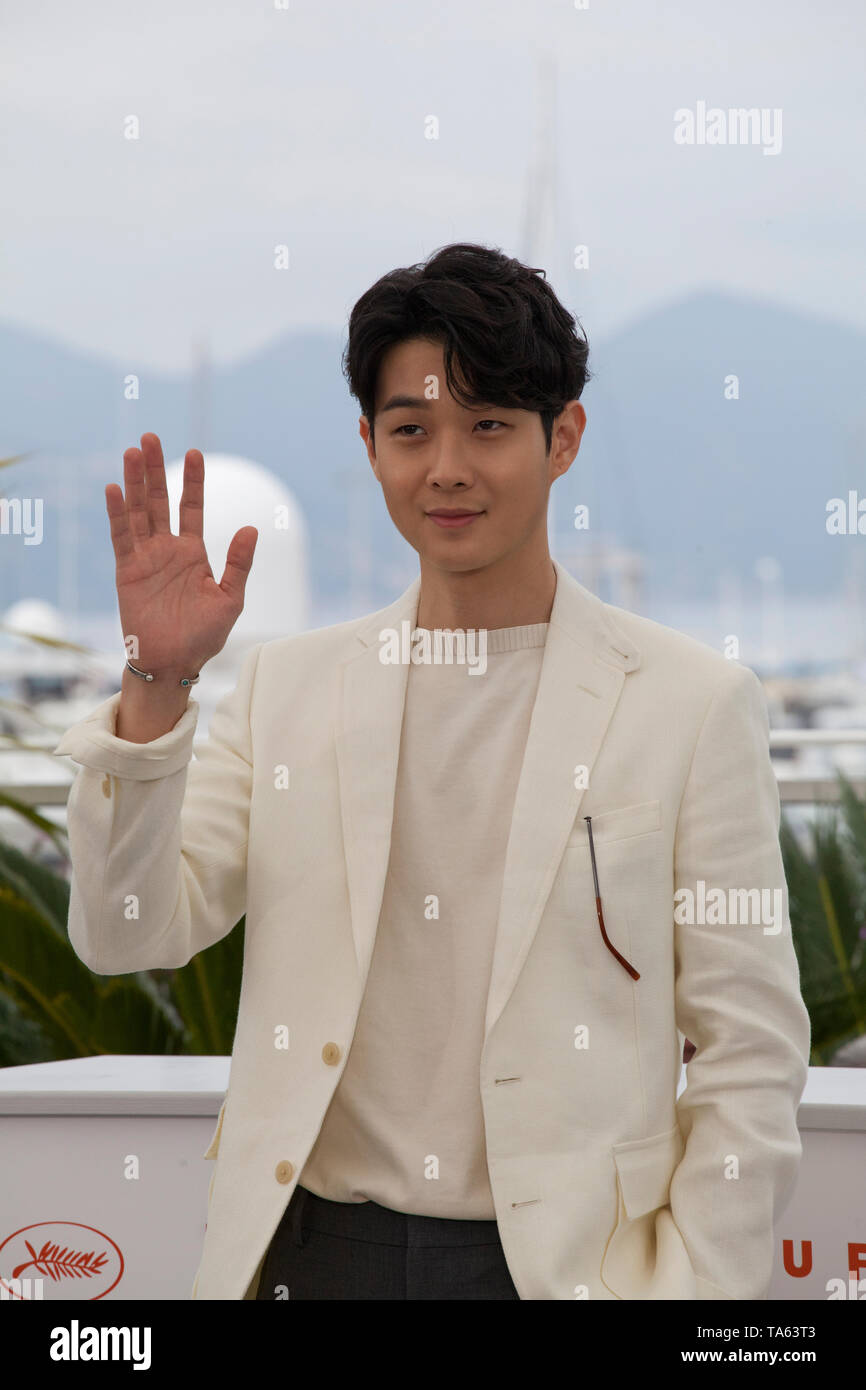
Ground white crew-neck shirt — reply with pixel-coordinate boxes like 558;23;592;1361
300;621;549;1217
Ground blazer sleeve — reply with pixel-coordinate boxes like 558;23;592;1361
669;660;811;1300
51;644;262;974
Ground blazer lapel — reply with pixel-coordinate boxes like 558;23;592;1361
335;559;642;1041
483;566;641;1040
336;575;422;979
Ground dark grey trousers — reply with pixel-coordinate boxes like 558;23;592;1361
256;1183;521;1300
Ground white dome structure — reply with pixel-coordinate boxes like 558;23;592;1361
163;452;310;653
0;599;81;674
2;598;64;642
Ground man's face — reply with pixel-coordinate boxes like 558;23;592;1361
359;336;585;576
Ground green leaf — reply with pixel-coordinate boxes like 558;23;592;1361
169;917;245;1054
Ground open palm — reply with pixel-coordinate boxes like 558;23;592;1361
106;433;258;677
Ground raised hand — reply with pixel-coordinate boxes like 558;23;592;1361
106;433;258;679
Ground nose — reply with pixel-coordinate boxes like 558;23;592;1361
424;435;475;488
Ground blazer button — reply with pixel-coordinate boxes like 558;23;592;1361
275;1161;294;1184
322;1042;341;1065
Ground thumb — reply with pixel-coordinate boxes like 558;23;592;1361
219;526;258;604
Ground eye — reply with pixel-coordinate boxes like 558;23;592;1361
392;420;506;436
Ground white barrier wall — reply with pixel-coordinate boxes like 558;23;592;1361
0;1055;862;1300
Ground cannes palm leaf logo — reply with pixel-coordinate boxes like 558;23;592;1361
13;1238;109;1282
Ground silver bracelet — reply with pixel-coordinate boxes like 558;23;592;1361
126;659;200;688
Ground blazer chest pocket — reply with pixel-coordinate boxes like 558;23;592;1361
567;798;661;849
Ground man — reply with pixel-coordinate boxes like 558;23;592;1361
54;242;811;1300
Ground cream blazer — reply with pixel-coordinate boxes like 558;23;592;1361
53;558;811;1300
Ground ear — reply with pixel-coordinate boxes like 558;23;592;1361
550;400;586;478
359;416;380;480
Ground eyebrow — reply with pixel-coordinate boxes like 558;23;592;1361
378;394;504;414
379;394;431;413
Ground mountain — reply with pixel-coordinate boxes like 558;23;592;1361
576;288;866;603
0;290;864;621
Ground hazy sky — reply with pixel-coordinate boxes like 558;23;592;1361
3;0;864;372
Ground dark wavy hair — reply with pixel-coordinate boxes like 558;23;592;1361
341;242;591;454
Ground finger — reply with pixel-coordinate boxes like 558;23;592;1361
218;526;258;603
140;432;171;535
123;447;150;543
105;483;136;563
179;448;205;539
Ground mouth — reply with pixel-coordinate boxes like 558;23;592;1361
426;509;485;529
